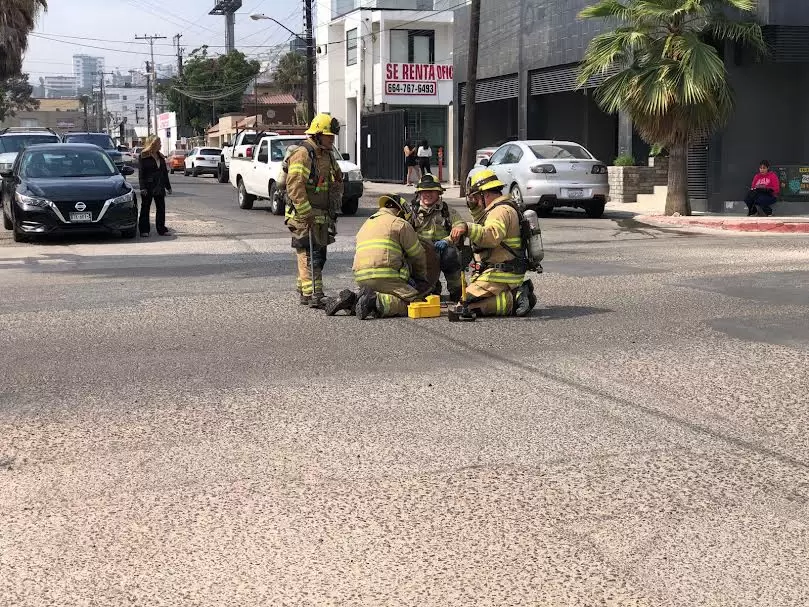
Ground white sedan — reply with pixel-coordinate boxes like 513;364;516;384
469;140;610;217
184;147;222;177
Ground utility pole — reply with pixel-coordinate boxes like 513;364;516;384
94;71;114;133
174;33;184;136
145;61;153;137
303;0;315;121
136;34;167;137
459;0;481;197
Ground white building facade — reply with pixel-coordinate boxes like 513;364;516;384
43;76;77;98
73;55;105;94
316;0;455;182
104;87;148;140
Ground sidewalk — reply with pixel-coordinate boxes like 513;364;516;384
363;181;809;233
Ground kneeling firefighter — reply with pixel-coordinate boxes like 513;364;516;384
411;173;465;302
324;194;439;319
449;169;538;317
284;113;344;307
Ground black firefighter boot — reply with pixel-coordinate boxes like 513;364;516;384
513;280;537;317
310;291;327;309
355;288;378;320
299;291;311;306
324;289;357;316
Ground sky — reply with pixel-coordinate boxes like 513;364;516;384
22;0;305;81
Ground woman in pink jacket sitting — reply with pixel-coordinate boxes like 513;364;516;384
744;160;780;216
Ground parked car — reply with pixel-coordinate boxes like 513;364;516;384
184;147;222;177
1;143;138;242
62;132;135;169
469;140;609;218
168;149;189;173
0;127;61;175
229;134;363;215
475;137;518;165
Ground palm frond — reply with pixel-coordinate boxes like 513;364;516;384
578;0;633;21
706;14;768;56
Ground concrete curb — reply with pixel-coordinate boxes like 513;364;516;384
636;215;809;233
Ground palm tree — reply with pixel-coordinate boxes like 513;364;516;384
0;0;48;80
577;0;766;215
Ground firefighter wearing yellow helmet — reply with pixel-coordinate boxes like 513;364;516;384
449;168;535;317
285;112;344;307
322;194;432;319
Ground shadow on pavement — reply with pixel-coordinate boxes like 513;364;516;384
537;305;612;320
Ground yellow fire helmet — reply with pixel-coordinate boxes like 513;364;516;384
378;193;413;222
468;168;505;194
305;112;341;136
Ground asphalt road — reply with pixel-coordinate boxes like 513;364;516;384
2;174;809;606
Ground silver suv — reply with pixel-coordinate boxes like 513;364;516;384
0;127;62;174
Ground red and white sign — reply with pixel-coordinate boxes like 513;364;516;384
381;63;454;104
157;112;171;130
384;63;454;83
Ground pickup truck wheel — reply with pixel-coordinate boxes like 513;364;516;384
238;180;255;210
340;197;359;216
217;163;229;183
269;182;284;215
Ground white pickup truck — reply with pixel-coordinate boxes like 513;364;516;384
228;134;364;216
216;130;275;183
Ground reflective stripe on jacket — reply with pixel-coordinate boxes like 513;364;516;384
466;195;525;287
413;200;464;242
286;139;343;220
353;207;427;283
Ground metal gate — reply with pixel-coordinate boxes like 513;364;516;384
361;109;407;182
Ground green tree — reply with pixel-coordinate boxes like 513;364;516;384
0;0;47;79
577;0;766;215
272;52;306;102
160;48;260;135
0;73;39;122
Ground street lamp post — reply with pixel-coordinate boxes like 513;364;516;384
250;12;315;122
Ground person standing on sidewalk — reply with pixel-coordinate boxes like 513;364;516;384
417;140;432;177
403;141;418;186
138;136;172;237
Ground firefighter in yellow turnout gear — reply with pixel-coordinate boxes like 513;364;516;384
450;169;536;317
323;194;430;319
284;113;344;307
411;173;465;302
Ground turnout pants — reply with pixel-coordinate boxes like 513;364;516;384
465;279;514;317
358;277;421;318
288;215;329;296
434;244;462;296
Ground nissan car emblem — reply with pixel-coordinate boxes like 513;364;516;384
75;202;86;211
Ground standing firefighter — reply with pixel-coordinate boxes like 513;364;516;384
411;173;465;302
450;169;536;317
324;194;434;319
285;113;344;307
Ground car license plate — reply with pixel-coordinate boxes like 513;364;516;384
69;212;92;222
566;189;584;199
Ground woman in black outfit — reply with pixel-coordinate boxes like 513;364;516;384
138;137;173;236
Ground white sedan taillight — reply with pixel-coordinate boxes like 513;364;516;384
530;164;556;174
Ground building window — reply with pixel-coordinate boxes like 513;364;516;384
346;28;358;66
122;95;127;101
390;29;435;64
